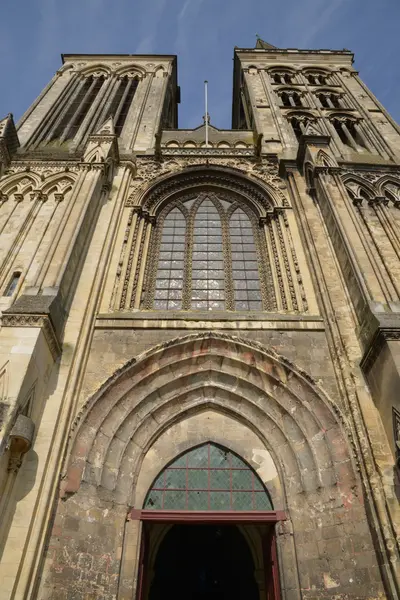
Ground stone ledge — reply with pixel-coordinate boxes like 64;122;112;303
360;326;400;373
96;311;324;331
1;313;61;359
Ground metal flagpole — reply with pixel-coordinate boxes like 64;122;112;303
204;80;209;147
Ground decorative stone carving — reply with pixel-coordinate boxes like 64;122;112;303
126;157;288;209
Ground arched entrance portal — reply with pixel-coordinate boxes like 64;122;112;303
135;444;282;600
149;524;259;600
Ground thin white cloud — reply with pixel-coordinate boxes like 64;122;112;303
135;35;155;54
134;0;167;54
284;0;349;48
179;0;193;21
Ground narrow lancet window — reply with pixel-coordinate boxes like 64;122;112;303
230;209;262;310
154;208;185;310
191;199;225;310
4;271;21;296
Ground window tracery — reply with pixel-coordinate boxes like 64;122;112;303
35;71;139;147
316;91;343;109
50;75;105;142
146;192;267;311
278;89;304;108
270;70;296;85
330;116;368;151
304;71;330;86
287;113;315;141
102;75;138;136
144;442;273;511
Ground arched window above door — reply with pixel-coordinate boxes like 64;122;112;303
147;192;267;311
144;442;273;511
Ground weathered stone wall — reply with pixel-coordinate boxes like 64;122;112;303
36;334;385;600
80;323;338;410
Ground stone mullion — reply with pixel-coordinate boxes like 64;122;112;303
260;70;291;149
274;211;296;311
94;76;121;132
373;201;400;297
0;196;19;236
263;216;286;311
355;204;398;302
222;213;234;311
59;78;98;143
118;209;141;310
126;76;152;150
43;76;84;143
29;73;79;146
22;196;62;292
320;173;384;304
181;211;194;311
87;76;119;140
35;170;86;291
132;216;154;309
326;120;346;155
374;200;400;261
340;122;358;150
353;122;375;153
340;73;394;159
114;79;134;125
364;202;400;300
0;196;42;285
73;77;112;148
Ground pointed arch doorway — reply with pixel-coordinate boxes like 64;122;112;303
130;443;285;600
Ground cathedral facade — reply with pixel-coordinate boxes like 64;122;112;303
0;39;399;600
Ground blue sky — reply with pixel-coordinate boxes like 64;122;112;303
0;0;399;130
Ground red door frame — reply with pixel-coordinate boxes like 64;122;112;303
131;509;285;600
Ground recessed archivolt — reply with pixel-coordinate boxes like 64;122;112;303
63;333;355;507
134;165;284;215
134;412;281;509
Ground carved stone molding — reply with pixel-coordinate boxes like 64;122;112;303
126;158;288;211
1;314;61;359
162;148;255;157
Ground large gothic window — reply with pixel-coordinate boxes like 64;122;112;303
148;193;266;311
144;443;273;511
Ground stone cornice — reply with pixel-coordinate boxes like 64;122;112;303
1;313;61;359
360;326;400;373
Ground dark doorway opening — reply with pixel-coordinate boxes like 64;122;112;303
149;524;259;600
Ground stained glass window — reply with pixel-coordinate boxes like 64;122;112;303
191;199;225;310
144;443;273;511
230;209;262;311
154;208;186;310
149;193;268;312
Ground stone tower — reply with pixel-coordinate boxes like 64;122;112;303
0;40;399;600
